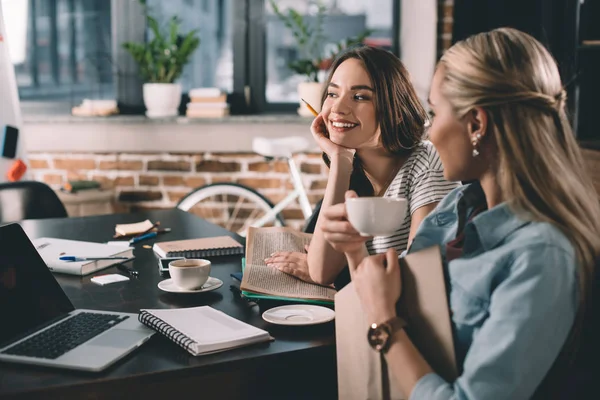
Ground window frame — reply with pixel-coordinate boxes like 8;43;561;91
243;0;401;114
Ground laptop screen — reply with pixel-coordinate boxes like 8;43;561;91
0;224;74;346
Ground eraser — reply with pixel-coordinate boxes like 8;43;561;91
106;241;133;247
91;274;130;286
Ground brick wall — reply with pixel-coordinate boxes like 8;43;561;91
437;0;454;58
28;152;329;230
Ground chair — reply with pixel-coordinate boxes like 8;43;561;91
0;181;68;223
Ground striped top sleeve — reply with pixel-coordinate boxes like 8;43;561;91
407;141;459;215
366;141;460;255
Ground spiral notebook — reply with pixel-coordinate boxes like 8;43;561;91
138;306;271;356
152;236;244;258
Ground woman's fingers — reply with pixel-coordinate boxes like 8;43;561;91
321;219;358;235
345;190;358;200
322;203;349;221
310;114;329;143
385;248;400;274
323;232;367;243
265;251;305;264
275;264;308;279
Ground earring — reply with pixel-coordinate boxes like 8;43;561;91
471;133;481;157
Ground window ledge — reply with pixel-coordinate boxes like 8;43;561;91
23;114;314;125
23;113;317;153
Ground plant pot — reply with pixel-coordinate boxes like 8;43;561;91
297;82;324;117
143;83;182;118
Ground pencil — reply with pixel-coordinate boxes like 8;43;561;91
300;98;319;117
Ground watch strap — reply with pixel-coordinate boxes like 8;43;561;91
386;315;408;334
369;315;408;353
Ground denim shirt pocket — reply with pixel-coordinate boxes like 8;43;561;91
449;281;489;366
450;280;489;326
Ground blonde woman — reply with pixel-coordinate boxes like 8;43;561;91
321;28;600;398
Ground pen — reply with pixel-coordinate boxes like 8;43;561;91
117;263;139;277
113;228;170;240
60;256;131;262
300;98;319;117
130;231;157;244
129;228;171;244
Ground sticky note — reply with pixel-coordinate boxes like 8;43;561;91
91;274;130;286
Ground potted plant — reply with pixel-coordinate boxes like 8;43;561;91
122;3;200;118
270;0;371;117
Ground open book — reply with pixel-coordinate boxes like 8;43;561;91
138;306;271;356
240;227;336;304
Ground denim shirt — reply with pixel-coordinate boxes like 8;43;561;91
407;183;578;400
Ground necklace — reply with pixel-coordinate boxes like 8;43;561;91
365;160;403;197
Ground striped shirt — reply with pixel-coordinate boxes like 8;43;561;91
366;141;460;255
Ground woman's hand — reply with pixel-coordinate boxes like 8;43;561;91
311;114;355;162
264;245;317;284
353;248;402;324
321;191;370;256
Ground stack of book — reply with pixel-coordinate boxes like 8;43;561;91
186;88;229;118
72;99;119;117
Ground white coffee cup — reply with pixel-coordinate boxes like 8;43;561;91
345;197;408;236
168;259;211;290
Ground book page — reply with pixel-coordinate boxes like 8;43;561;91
242;227;336;301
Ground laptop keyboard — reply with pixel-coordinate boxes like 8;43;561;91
1;312;129;360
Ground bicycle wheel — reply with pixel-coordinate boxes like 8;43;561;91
177;183;285;235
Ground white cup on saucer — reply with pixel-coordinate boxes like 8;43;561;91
345;197;408;236
168;259;211;290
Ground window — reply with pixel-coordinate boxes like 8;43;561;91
145;0;233;93
5;0;113;103
4;0;397;115
260;0;399;110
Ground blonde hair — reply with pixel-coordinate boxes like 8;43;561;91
440;27;600;368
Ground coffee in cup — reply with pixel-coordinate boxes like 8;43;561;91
345;197;408;237
168;259;211;290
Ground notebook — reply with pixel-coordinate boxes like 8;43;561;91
31;237;134;276
138;306;271;356
335;246;457;399
152;236;244;258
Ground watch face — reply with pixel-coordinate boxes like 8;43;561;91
367;323;391;352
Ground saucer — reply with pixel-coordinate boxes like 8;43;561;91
158;277;223;294
262;305;335;326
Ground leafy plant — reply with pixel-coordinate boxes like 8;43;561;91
269;0;371;82
122;3;200;84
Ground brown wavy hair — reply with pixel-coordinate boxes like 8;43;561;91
320;46;427;196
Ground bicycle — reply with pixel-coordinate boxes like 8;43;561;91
177;136;318;235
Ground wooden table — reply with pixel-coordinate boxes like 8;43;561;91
0;209;336;400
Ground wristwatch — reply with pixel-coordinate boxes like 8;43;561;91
367;316;407;353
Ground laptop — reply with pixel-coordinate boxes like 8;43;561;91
0;223;155;372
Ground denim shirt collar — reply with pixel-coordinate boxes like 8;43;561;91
458;182;530;251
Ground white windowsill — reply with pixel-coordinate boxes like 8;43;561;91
23;114;317;153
